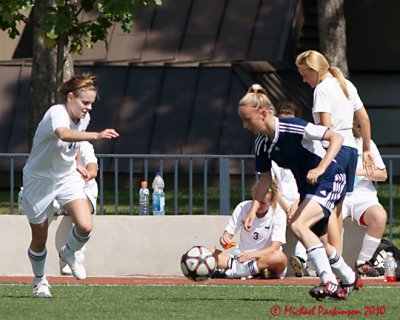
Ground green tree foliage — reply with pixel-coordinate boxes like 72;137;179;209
0;0;162;54
0;0;161;144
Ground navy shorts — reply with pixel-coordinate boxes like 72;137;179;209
334;146;358;193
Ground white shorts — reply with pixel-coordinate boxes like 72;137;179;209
342;192;382;226
22;172;87;224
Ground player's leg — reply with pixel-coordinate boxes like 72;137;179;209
59;198;92;280
356;204;387;276
57;176;93;280
210;248;232;270
327;206;342;254
22;181;54;299
256;251;288;279
28;220;52;298
290;199;346;300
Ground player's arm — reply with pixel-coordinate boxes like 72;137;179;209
242;171;272;231
317;112;332;128
307;129;343;185
354;107;374;175
356;167;387;182
55;127;119;142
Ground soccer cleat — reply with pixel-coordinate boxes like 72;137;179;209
356;261;380;277
309;281;347;301
59;246;87;280
60;262;72;275
211;269;227;279
340;272;364;297
60;248;85;275
289;256;305;277
33;280;52;298
262;268;272;279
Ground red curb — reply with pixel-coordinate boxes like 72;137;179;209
0;276;398;286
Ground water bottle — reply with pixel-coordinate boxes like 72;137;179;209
152;173;165;216
139;181;150;216
233;245;246;276
384;252;397;282
17;187;25;215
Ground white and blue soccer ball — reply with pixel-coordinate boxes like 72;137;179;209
180;246;216;281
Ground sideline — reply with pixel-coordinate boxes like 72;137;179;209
0;276;397;286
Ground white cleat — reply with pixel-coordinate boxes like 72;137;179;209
60;247;85;276
60;261;72;275
59;246;87;280
33;280;52;298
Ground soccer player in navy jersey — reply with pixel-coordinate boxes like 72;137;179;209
238;87;362;300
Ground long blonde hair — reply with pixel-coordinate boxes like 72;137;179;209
295;50;350;99
251;179;279;211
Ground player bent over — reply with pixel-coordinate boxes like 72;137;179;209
238;87;362;300
210;180;287;279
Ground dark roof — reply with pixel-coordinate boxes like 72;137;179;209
0;62;312;172
72;0;299;64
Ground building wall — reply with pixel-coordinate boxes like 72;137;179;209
0;215;364;277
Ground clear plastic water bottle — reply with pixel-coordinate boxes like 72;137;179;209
17;187;25;215
384;251;397;282
152;173;165;216
139;181;150;216
233;245;246;276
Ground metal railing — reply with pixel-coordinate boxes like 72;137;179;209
1;153;398;240
1;153;256;216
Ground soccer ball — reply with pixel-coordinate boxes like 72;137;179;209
180;246;216;281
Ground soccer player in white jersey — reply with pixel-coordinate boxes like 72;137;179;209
342;119;388;277
22;74;119;298
60;141;98;275
238;87;362;300
296;50;374;254
211;180;287;279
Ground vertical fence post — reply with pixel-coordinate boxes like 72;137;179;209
219;158;230;215
389;160;393;242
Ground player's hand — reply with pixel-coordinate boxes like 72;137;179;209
286;205;295;222
306;166;324;185
242;214;254;231
237;251;252;263
77;166;92;181
220;236;232;248
363;151;375;176
97;129;119;140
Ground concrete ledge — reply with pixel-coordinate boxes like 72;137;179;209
0;215;365;277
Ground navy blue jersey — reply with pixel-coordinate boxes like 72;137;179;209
255;117;345;199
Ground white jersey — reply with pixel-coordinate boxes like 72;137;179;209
352;139;386;195
23;104;90;179
271;161;299;206
79;141;98;196
313;78;363;148
225;200;286;252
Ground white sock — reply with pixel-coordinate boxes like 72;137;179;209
329;248;355;285
28;247;46;283
306;243;337;284
294;241;308;264
65;225;90;254
357;234;381;266
247;260;260;276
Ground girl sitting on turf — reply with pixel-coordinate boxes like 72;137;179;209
211;180;287;279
